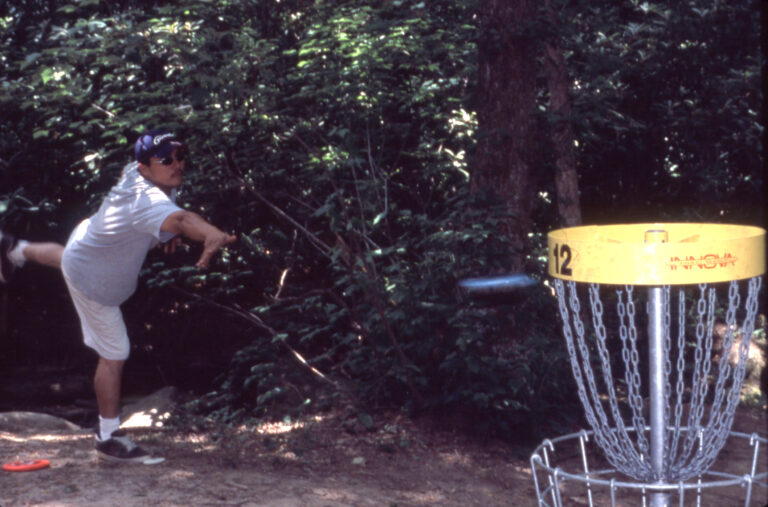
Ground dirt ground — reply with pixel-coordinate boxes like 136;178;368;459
0;405;766;507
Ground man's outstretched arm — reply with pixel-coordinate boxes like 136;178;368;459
161;211;236;268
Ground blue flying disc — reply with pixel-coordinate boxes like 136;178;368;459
458;274;538;294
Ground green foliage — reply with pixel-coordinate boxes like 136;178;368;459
554;0;762;223
0;0;762;440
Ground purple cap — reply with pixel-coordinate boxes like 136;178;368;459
134;129;184;165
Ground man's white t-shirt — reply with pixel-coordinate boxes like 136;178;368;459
61;162;181;306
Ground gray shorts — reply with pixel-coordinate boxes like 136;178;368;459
62;271;130;361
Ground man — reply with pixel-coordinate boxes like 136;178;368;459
0;129;236;464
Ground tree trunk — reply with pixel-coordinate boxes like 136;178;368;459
473;0;538;271
544;0;582;226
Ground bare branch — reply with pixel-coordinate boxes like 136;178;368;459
169;284;338;387
90;103;116;118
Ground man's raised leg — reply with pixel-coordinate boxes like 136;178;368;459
17;242;64;269
1;231;63;282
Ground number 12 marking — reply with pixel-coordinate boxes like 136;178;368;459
553;243;573;276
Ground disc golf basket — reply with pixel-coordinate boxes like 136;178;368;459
530;223;767;507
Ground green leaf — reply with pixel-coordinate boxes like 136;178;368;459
357;413;374;430
40;68;54;84
56;4;78;14
372;211;386;226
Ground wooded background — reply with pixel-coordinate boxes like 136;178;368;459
0;0;763;441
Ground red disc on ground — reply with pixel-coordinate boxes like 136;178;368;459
2;459;51;472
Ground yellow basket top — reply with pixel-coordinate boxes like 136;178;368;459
547;223;765;285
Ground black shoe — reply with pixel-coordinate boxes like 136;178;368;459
0;231;18;283
95;430;158;464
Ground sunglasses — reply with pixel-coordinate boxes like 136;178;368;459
156;152;186;165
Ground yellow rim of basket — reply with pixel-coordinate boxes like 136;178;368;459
547;223;766;285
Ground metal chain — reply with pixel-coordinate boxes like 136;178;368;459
555;280;608;461
688;277;762;477
589;284;645;470
620;285;650;459
672;285;715;479
681;281;734;476
705;282;738;431
556;280;649;478
555;276;762;483
574;283;633;472
679;284;712;465
667;288;687;466
555;279;591;421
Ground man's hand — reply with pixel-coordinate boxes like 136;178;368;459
196;232;237;268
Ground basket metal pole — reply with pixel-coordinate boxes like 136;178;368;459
648;286;669;507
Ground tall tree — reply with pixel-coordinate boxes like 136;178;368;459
473;0;539;270
544;0;582;226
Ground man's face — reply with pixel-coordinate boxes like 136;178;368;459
138;148;185;194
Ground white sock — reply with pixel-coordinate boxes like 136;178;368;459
8;240;27;267
99;415;121;441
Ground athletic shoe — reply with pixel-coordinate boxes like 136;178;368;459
0;231;18;283
95;430;154;463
